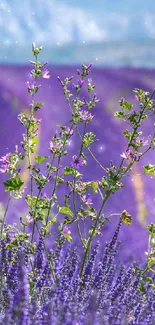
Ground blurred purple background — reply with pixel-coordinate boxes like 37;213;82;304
0;65;155;262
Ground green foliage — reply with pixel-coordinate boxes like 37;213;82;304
4;178;24;192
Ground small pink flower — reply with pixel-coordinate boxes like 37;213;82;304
81;194;93;205
42;69;50;79
0;153;11;164
26;80;35;90
74;181;86;192
66;127;74;136
120;149;138;162
63;225;71;235
0;153;11;173
26;215;33;224
78;110;94;122
49;140;62;152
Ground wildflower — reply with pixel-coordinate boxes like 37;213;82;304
119;97;125;105
71;155;84;169
49;140;62;153
77;79;84;87
25;215;33;224
42;68;50;79
0;153;11;173
81;194;93;205
77;69;81;75
74;181;86;192
26;81;41;95
65;127;74;136
63;225;71;236
78;110;94;122
135;137;149;147
25;80;35;90
120;148;138;162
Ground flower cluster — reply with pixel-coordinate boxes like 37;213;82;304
1;43;155;323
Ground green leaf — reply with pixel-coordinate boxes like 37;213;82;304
123;129;132;140
4;178;24;192
63;167;74;175
63;167;75;175
35;155;49;164
45;217;57;227
122;101;133;111
114;111;125;119
63;216;77;224
63;166;82;178
59;206;74;217
144;164;155;176
63;233;72;242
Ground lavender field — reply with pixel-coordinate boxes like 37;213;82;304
1;65;155;263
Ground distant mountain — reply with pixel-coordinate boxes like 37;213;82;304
1;0;155;65
2;40;155;68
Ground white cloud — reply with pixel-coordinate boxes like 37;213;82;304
0;0;107;46
144;13;155;38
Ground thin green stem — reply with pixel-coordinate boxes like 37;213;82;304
31;157;55;242
75;124;108;174
0;195;11;236
80;191;111;278
45;123;74;227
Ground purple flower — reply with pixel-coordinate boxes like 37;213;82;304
81;194;93;205
78;110;94;122
134;136;149;147
26;80;34;89
88;62;93;70
25;215;33;224
120;148;138;162
74;181;86;192
0;153;11;173
63;225;71;235
77;79;84;87
77;69;81;75
71;155;84;169
120;97;125;105
49;140;62;152
68;76;74;82
66;127;74;136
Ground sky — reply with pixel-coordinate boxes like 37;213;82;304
0;0;155;66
